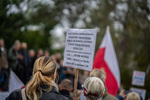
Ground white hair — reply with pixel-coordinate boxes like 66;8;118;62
90;69;106;82
83;77;105;100
126;92;141;100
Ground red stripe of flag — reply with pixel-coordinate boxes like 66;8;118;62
93;26;120;96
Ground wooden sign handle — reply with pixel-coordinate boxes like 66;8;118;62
73;69;79;100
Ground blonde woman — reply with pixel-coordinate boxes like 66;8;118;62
126;92;141;100
82;77;105;100
6;56;69;100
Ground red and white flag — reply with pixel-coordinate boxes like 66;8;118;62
9;70;25;93
93;26;120;96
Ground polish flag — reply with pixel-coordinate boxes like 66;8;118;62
9;70;25;93
93;26;120;96
0;70;25;100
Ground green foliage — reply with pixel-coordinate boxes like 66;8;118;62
0;0;25;48
22;30;50;50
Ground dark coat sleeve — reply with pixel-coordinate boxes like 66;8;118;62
6;89;22;100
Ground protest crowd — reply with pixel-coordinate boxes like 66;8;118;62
0;37;145;100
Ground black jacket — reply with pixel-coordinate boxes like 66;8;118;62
6;87;69;100
59;90;73;100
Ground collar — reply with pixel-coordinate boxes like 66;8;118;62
59;89;70;95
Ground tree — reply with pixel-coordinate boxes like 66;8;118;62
0;0;27;48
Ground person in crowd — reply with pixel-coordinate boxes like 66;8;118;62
82;77;105;100
64;67;75;83
79;71;89;85
117;89;126;100
6;56;69;100
89;69;118;100
8;40;23;74
58;60;66;83
36;49;44;59
44;50;50;57
63;66;81;90
0;38;9;91
18;42;29;84
28;49;35;69
19;42;28;68
55;53;61;73
126;92;141;100
55;53;61;66
27;49;35;82
0;38;8;70
59;79;73;100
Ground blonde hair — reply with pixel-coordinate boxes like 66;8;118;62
90;69;106;82
26;56;57;100
126;92;141;100
83;77;105;100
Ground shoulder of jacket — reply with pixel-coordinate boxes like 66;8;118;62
103;94;118;100
52;92;70;100
6;89;22;100
42;89;70;100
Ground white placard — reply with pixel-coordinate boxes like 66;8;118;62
63;29;97;71
132;70;145;86
130;87;146;100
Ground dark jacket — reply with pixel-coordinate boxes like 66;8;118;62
19;49;29;68
0;46;8;69
8;48;18;71
59;90;73;100
6;87;69;100
116;95;123;100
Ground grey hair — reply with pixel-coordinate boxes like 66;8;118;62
90;69;106;82
126;92;141;100
83;77;105;100
14;40;20;46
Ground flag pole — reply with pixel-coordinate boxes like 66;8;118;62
73;69;79;100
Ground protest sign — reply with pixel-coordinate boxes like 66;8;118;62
63;29;97;100
130;87;146;100
132;70;145;86
63;29;97;71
